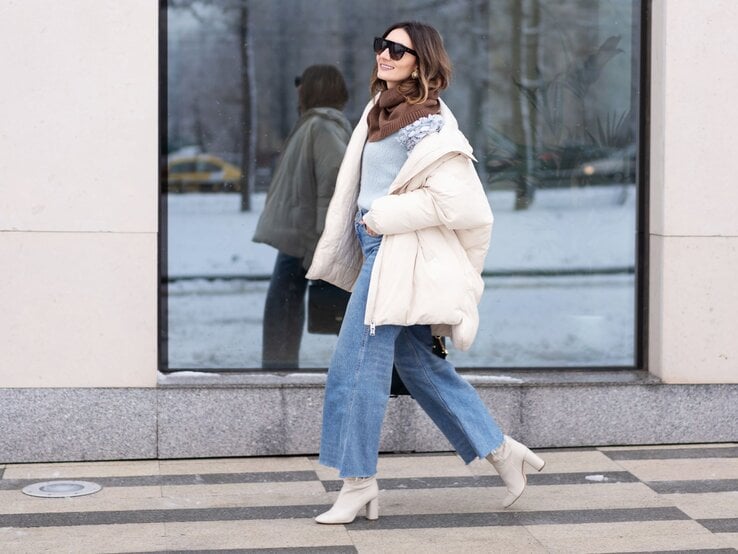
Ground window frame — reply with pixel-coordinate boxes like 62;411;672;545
157;0;652;375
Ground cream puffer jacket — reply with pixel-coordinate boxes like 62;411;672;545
306;98;493;350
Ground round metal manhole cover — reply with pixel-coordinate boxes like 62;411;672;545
22;480;102;498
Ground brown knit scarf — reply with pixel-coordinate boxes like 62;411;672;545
366;87;440;142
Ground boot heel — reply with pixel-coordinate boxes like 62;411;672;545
365;497;379;520
315;477;379;525
525;449;545;471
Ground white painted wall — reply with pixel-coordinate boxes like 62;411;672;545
649;0;738;383
0;0;158;386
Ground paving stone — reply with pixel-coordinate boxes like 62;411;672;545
0;445;734;553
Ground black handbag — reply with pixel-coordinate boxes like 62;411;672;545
390;336;447;396
431;335;448;359
307;280;351;335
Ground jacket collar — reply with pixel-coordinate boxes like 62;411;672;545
388;99;476;193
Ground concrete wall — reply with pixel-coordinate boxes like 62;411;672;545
2;373;736;463
0;0;158;387
648;0;738;383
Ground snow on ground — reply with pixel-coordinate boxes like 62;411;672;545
166;184;637;369
167;185;636;276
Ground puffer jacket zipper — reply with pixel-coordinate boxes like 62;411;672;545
364;238;385;336
364;150;463;337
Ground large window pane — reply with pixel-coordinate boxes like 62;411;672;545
164;0;642;370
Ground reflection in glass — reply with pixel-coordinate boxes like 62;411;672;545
253;64;351;369
165;0;642;370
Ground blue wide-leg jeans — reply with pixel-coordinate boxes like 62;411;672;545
319;212;505;478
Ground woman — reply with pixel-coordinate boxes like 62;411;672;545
307;22;544;524
254;65;352;369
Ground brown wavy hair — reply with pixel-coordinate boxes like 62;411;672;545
369;21;452;104
299;64;349;112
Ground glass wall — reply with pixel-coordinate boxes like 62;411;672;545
163;0;643;370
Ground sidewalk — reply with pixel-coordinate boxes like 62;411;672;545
1;443;736;553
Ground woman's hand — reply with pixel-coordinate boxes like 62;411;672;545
360;219;379;237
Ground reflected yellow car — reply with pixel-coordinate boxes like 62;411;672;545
167;154;242;193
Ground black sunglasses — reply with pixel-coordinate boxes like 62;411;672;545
373;37;418;61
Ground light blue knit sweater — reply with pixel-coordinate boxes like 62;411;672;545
357;114;444;211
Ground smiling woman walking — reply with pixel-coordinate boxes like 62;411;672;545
307;21;545;524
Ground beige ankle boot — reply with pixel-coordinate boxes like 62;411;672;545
315;476;379;524
486;436;545;508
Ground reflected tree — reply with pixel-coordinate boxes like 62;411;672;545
465;0;491;186
510;0;541;210
490;1;633;206
167;0;637;210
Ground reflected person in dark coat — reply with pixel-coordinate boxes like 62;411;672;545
253;65;352;369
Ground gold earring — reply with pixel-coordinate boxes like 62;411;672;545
411;69;419;79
